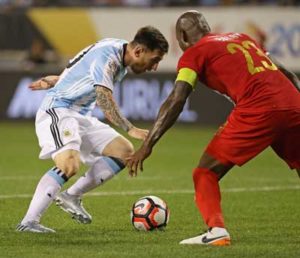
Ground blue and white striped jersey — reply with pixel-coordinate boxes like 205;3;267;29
40;38;128;115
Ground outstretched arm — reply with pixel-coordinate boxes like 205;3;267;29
95;85;148;140
144;81;192;149
267;54;300;92
126;80;193;176
29;75;59;90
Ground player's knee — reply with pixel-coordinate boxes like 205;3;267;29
198;152;233;180
122;140;134;157
102;136;134;163
66;157;80;177
115;139;134;163
54;150;81;178
58;155;80;177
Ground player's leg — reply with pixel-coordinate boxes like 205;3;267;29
56;120;133;223
180;110;277;245
80;134;133;186
17;108;82;232
180;152;233;246
63;135;132;196
194;152;234;229
17;149;80;233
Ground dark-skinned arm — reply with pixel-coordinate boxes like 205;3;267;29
267;53;300;92
144;81;192;148
126;81;193;176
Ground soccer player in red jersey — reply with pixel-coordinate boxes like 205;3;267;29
127;10;300;246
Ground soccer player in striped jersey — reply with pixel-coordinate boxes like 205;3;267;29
127;11;300;245
16;26;168;233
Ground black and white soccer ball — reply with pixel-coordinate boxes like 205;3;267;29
130;195;170;231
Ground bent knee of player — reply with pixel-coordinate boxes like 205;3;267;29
63;157;80;177
122;140;134;157
54;151;80;177
103;136;134;163
116;144;134;164
198;152;233;179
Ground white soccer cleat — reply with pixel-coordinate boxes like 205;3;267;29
55;191;92;224
16;221;56;233
179;227;231;246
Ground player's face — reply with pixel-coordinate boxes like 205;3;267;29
130;48;164;74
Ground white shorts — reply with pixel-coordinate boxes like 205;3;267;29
35;108;120;166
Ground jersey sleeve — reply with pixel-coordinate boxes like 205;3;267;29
91;57;117;91
176;46;205;89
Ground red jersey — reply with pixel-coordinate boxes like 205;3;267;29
177;32;300;112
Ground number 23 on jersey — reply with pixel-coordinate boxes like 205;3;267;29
227;40;277;75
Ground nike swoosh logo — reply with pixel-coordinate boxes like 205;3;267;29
202;235;227;243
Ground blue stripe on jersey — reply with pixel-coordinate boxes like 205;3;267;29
40;38;128;115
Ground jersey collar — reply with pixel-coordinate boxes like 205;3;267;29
122;43;127;67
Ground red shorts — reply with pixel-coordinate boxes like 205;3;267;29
206;108;300;169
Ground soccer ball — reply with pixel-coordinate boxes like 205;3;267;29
130;195;170;231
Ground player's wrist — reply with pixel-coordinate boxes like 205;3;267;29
41;78;53;89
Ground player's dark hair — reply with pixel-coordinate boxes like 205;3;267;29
132;26;169;53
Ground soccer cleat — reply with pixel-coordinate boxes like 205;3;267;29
16;221;55;233
55;191;92;224
179;227;231;246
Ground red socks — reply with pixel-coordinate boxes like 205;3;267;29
193;167;225;228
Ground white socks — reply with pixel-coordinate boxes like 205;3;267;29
67;156;124;196
21;167;67;224
20;157;123;224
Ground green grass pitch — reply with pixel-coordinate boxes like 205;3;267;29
0;122;299;258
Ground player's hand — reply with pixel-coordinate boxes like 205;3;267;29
127;127;149;140
29;75;58;90
126;145;152;177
